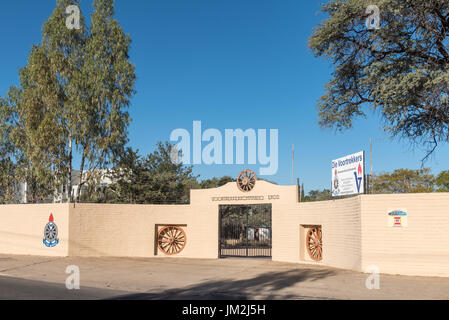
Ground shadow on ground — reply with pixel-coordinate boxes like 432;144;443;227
108;268;337;300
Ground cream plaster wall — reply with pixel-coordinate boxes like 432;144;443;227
0;204;69;257
0;182;448;278
272;197;362;272
360;193;449;277
68;203;196;258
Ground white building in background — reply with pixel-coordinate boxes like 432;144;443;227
17;169;114;204
53;169;114;203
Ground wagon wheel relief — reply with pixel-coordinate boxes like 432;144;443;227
157;226;187;255
306;226;323;261
237;169;257;192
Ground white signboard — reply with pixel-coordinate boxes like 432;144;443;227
332;151;365;197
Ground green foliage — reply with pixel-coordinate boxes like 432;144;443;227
302;167;445;199
309;0;449;157
143;142;198;204
74;0;136;202
0;0;136;203
106;147;150;204
39;0;87;200
435;170;449;192
193;175;275;190
1;75;59;202
373;168;435;193
302;189;332;202
0;157;17;204
197;176;235;189
107;142;198;204
0;97;17;203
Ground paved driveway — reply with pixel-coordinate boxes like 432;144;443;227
0;255;449;300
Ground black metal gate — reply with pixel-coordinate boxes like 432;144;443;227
219;204;272;258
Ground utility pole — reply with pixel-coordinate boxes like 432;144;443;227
291;144;295;185
297;178;301;202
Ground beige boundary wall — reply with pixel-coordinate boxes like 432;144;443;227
0;181;448;278
360;193;449;278
0;204;70;257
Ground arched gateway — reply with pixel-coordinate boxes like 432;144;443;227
190;169;300;260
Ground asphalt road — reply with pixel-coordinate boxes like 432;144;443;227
0;275;129;300
0;274;334;300
1;255;449;300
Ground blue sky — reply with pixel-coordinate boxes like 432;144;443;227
1;0;448;191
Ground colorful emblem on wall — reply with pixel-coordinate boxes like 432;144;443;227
388;210;408;227
43;214;59;247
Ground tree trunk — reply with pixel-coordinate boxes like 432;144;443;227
75;148;86;203
67;139;73;203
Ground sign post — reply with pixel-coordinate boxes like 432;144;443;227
332;151;365;197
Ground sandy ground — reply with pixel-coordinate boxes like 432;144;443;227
0;254;449;300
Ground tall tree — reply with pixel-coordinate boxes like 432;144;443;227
32;0;87;202
0;0;135;203
1;57;64;203
309;0;449;158
74;0;136;202
0;97;18;203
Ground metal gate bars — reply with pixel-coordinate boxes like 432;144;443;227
219;204;272;258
